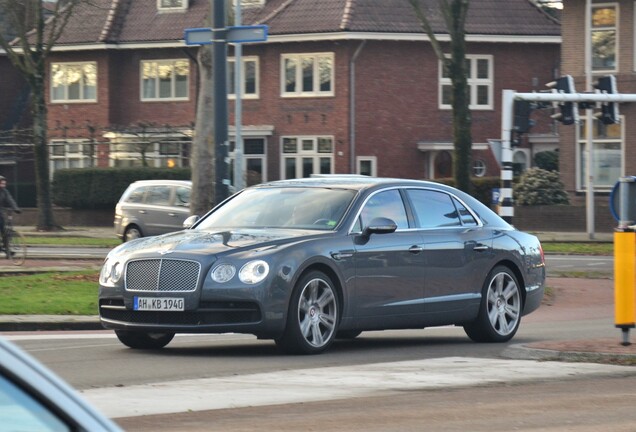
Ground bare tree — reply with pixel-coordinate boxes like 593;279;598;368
409;0;472;193
0;0;83;230
190;43;216;216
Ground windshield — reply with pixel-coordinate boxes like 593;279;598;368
196;187;357;230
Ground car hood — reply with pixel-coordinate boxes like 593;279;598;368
107;228;326;260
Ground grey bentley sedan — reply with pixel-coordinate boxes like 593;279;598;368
98;177;545;354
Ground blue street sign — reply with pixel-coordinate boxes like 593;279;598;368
227;25;268;43
184;28;214;45
184;25;268;45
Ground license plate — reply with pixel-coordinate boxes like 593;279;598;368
134;297;184;311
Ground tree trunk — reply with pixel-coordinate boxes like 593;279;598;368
29;64;57;230
450;35;472;194
190;45;215;216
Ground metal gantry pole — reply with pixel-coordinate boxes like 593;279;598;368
212;0;230;203
233;0;244;191
498;90;515;224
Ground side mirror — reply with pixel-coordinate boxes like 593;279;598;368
364;217;398;235
183;215;200;229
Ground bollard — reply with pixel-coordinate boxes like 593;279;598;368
614;229;636;346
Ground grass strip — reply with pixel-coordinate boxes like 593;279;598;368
0;271;99;315
541;242;613;255
23;237;119;248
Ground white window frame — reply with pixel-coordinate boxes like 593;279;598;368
50;62;97;103
591;3;618;73
140;59;190;102
280;136;334;179
576;117;624;191
107;132;192;168
228;56;259;99
472;159;486;177
439;55;494;110
356;156;377;177
157;0;187;11
281;53;335;97
49;139;92;178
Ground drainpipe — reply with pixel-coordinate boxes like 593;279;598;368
349;40;366;174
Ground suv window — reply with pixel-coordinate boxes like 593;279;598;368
125;186;148;203
175;186;190;207
146;186;172;206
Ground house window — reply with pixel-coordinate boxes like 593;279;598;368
591;4;617;72
108;134;191;168
49;140;94;178
357;156;377;176
577;118;623;190
229;138;267;187
228;57;259;99
281;136;334;178
158;0;187;10
472;159;486;177
281;53;334;97
51;62;97;102
141;60;189;101
439;55;493;110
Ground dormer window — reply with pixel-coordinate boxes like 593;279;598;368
158;0;187;11
232;0;265;8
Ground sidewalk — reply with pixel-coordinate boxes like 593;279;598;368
1;227;632;364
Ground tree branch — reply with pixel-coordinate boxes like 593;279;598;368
408;0;448;67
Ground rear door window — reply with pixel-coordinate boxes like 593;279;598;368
406;189;462;228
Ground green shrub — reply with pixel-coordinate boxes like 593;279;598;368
514;167;569;206
52;168;191;209
534;150;559;172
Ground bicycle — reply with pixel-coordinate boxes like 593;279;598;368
1;214;26;266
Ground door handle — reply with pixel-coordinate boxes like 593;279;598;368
138;210;147;214
168;213;177;217
473;244;490;252
409;245;424;254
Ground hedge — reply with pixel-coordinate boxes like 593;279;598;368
52;168;191;210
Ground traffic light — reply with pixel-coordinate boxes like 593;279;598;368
513;100;532;134
595;75;619;125
547;75;578;125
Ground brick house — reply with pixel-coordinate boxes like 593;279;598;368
559;0;634;199
1;0;560;188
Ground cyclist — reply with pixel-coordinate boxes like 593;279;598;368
0;175;21;258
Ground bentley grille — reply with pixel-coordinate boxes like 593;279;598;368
125;259;200;292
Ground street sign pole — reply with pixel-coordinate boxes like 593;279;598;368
234;0;244;191
212;0;230;204
184;14;268;201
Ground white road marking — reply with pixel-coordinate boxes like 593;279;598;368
80;357;635;419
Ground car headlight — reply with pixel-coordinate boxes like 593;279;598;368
211;263;236;283
99;259;123;286
239;260;269;284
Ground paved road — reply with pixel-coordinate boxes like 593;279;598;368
545;254;613;275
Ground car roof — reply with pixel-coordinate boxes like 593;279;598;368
256;176;440;192
131;179;191;187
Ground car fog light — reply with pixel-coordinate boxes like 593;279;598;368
239;260;269;284
211;264;236;283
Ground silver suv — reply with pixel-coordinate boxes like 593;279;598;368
114;180;191;242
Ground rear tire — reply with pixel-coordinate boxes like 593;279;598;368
464;265;522;343
275;271;339;354
115;330;174;349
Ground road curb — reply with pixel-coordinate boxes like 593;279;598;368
0;316;103;332
503;343;636;363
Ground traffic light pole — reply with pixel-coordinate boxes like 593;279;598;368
500;90;636;227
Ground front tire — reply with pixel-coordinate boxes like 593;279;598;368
276;271;339;354
464;266;522;343
123;225;142;242
115;330;174;349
